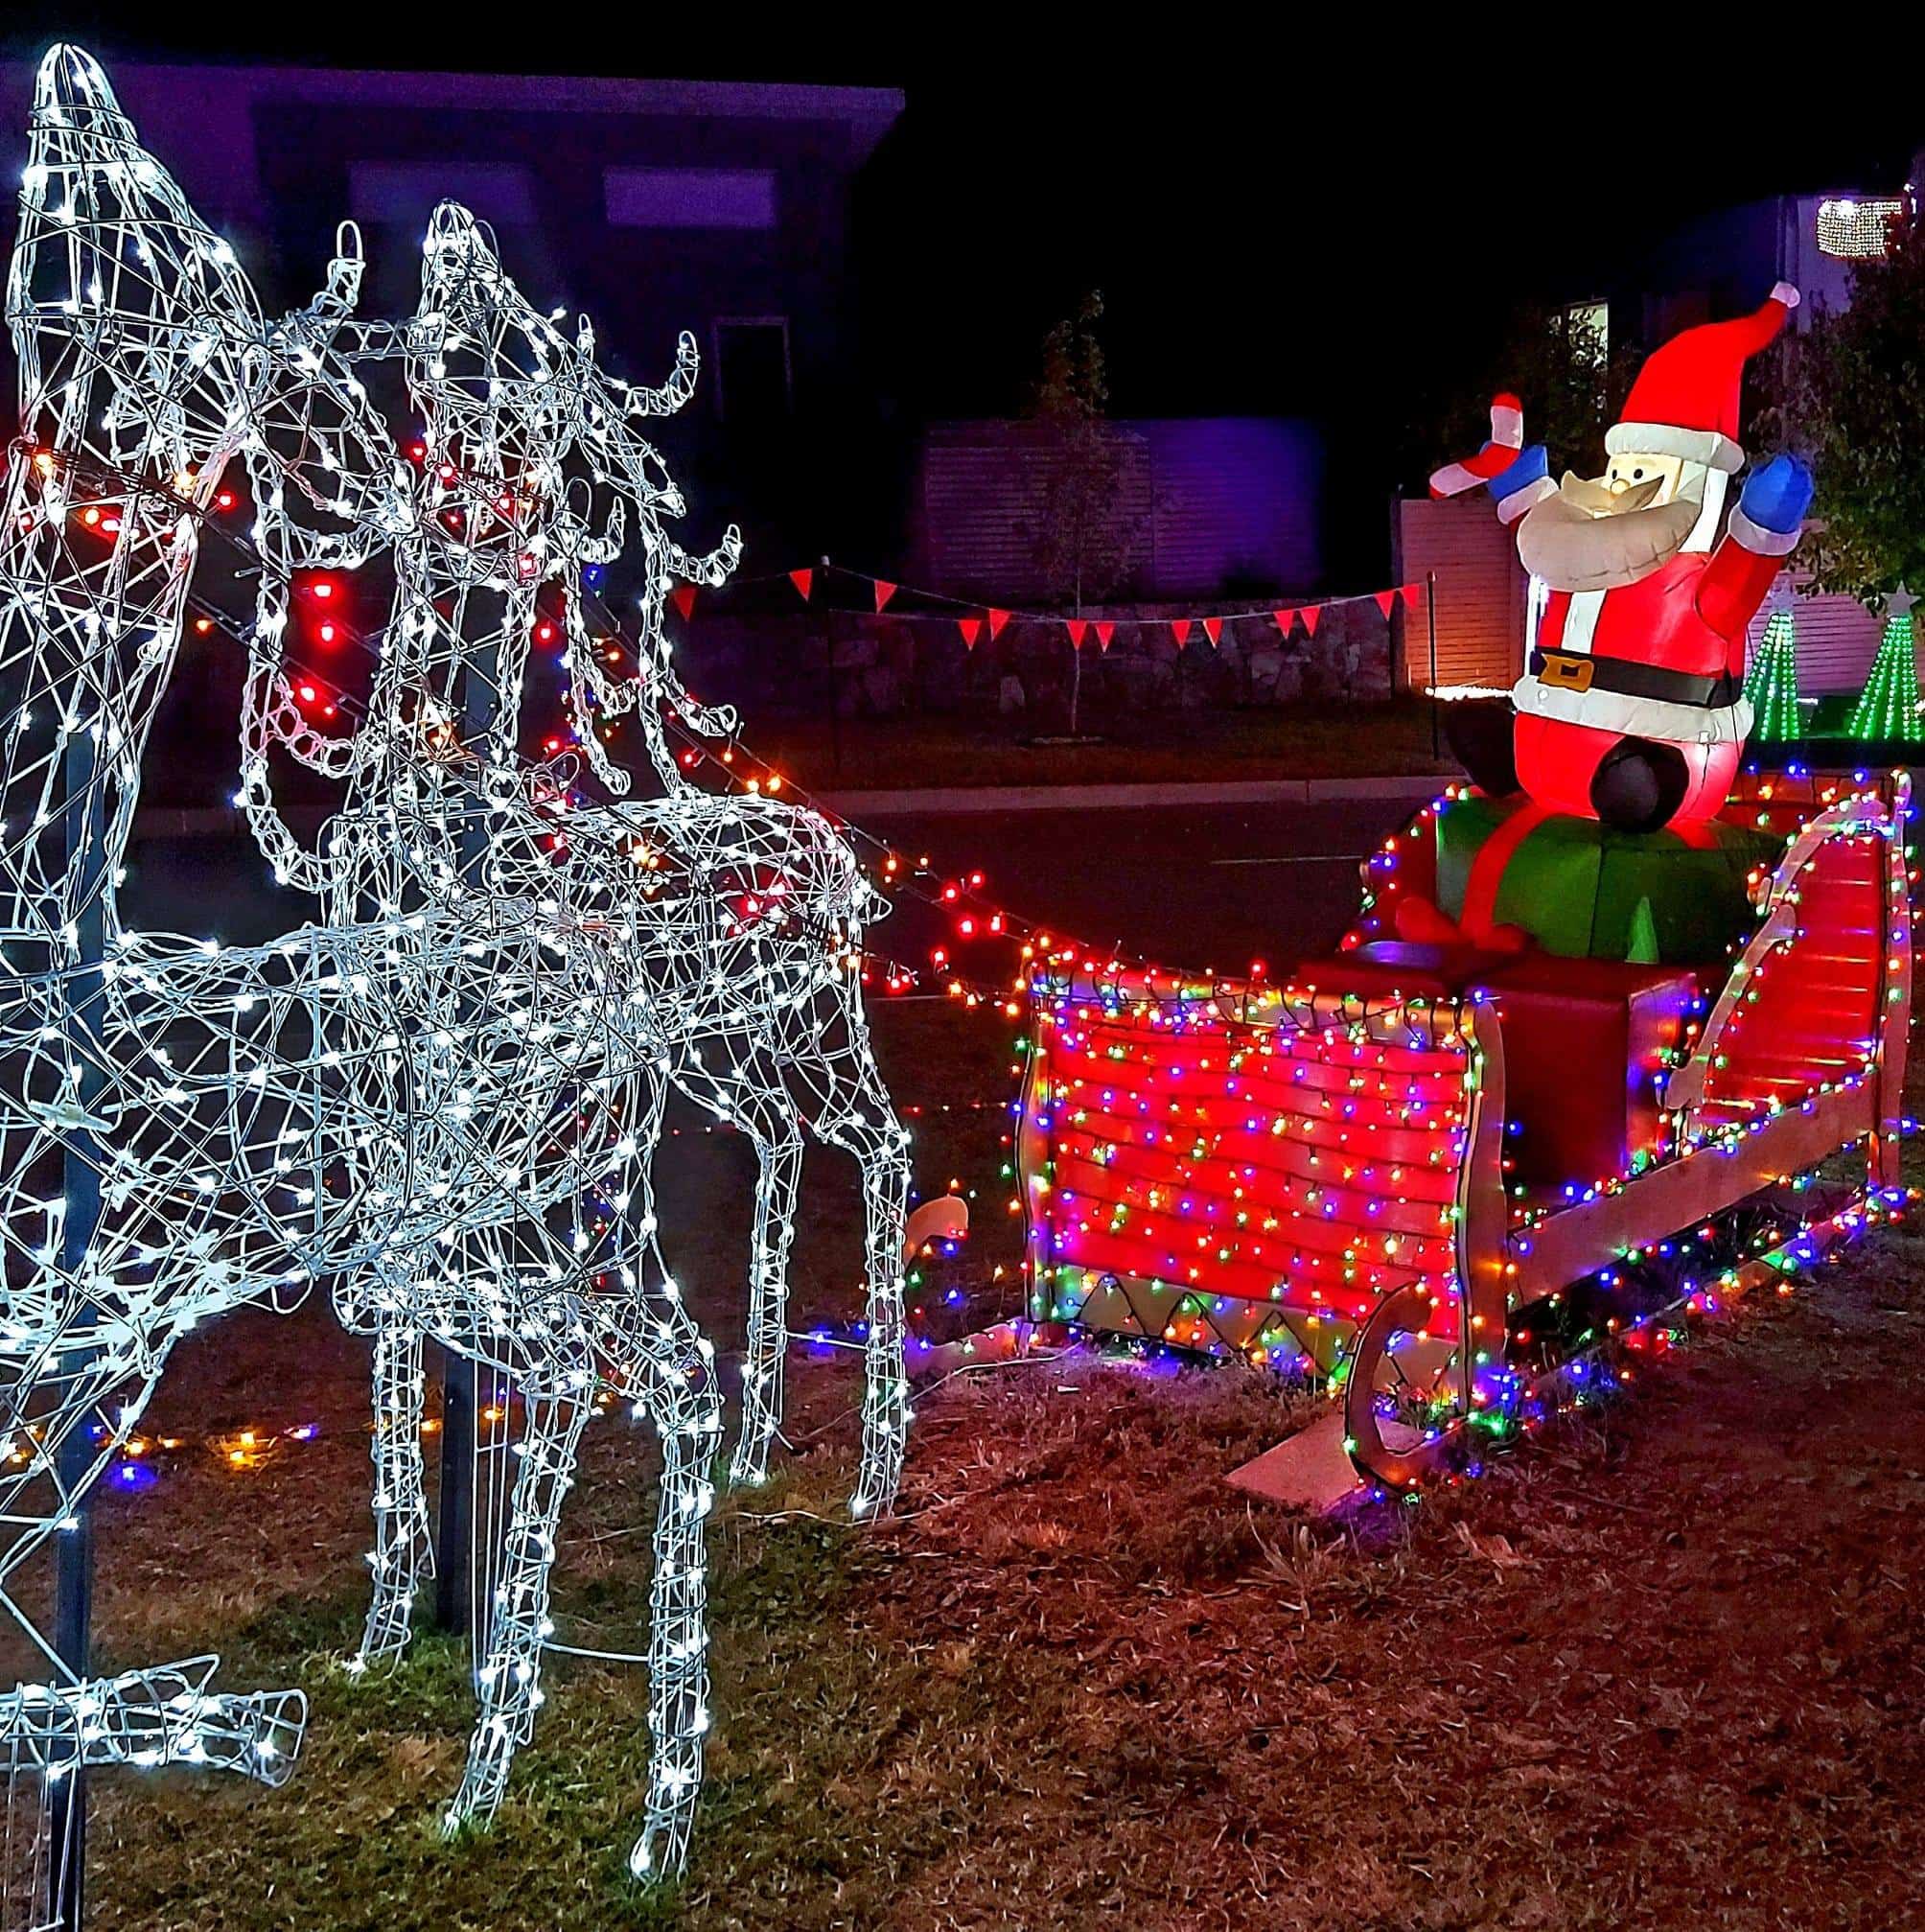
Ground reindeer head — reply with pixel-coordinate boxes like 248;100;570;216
12;46;407;552
407;201;576;591
11;44;265;500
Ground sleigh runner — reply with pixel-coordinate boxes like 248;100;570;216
1020;769;1913;1496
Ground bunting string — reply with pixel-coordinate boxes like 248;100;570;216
666;560;1427;649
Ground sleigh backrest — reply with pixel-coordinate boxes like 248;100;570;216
1021;968;1503;1375
1668;774;1912;1133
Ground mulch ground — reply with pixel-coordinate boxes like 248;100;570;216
27;1000;1925;1930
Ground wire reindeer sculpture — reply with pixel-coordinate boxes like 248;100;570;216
463;209;916;1503
0;40;414;1800
231;209;734;1874
240;206;920;1536
2;45;727;1885
545;274;923;1514
429;206;920;1516
233;205;920;1874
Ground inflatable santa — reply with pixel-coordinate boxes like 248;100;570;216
1432;286;1814;832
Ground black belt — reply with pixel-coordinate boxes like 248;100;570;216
1529;648;1742;709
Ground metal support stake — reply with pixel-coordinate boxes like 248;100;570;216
432;627;498;1644
49;722;107;1932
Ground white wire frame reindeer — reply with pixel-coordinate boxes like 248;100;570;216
0;39;416;1799
3;45;727;1885
227;214;733;1874
238;204;922;1541
422;207;919;1508
544;299;921;1507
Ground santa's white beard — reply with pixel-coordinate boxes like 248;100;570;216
1516;487;1702;593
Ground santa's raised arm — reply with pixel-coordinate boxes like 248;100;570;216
1431;286;1812;833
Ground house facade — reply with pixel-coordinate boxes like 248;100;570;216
0;58;903;549
913;417;1324;604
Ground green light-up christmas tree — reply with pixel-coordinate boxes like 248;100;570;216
1846;587;1922;741
1745;602;1802;741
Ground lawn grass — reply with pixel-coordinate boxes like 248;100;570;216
35;1000;1925;1930
749;700;1455;794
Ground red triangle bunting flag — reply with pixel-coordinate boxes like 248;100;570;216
1300;605;1321;637
1066;617;1088;647
670;583;697;621
1094;620;1117;651
1171;618;1192;646
873;579;897;613
986;607;1011;640
1373;589;1398;620
1201;617;1223;646
789;568;814;602
1402;581;1426;610
1273;609;1295;635
958;617;982;649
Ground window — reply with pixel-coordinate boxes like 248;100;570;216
1815;197;1905;260
603;167;777;230
713;318;791;421
349;161;536;229
1558;299;1609;356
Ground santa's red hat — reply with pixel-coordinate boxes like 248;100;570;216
1606;283;1799;474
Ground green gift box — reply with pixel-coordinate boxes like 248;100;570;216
1434;794;1779;964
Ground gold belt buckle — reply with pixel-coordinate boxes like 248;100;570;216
1541;651;1594;692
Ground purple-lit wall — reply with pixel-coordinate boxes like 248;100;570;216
914;416;1324;602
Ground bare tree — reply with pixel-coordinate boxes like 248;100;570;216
1026;291;1141;734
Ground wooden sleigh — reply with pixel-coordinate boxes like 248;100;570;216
1018;771;1913;1500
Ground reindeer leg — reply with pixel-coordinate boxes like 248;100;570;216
0;1657;305;1786
811;1043;913;1519
731;1116;802;1487
443;1381;589;1833
358;1315;432;1667
849;1128;912;1518
621;1269;723;1883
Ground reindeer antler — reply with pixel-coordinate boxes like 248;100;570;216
625;331;701;419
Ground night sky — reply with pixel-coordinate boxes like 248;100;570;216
2;10;1917;479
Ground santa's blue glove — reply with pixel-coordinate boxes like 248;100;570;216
1738;454;1814;536
1485;443;1547;507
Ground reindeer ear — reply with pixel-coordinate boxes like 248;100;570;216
24;43;264;346
319;221;365;313
36;42;128;126
577;314;597;359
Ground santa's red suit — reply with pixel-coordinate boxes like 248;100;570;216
1443;285;1805;830
1514;502;1797;823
